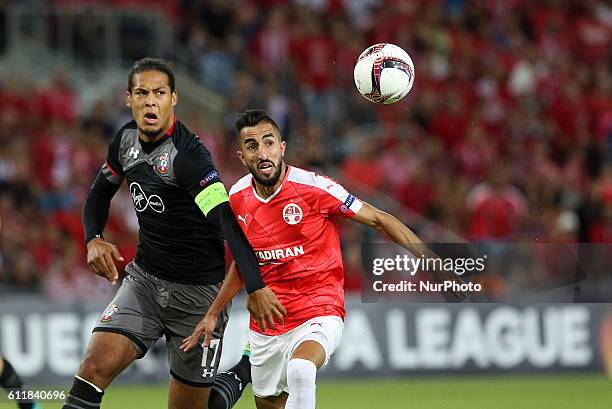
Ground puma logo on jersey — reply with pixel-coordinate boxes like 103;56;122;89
129;146;140;159
237;213;249;226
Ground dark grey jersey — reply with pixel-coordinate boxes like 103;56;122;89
102;119;225;284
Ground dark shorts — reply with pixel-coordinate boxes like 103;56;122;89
93;262;230;387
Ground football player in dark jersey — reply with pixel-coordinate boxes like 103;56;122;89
62;58;286;409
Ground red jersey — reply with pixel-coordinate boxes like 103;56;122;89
229;166;362;335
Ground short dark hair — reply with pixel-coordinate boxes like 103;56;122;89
128;57;176;93
235;109;281;142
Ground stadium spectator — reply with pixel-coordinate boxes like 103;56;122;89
0;0;610;298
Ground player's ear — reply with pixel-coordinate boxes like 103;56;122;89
280;140;286;157
126;91;131;107
171;90;178;107
237;150;247;166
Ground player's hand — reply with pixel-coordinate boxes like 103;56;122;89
86;238;124;285
247;286;287;332
180;312;217;353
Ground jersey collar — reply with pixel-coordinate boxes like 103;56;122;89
252;165;291;204
165;116;177;136
137;116;176;153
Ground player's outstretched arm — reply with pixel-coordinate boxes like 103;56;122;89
181;261;244;352
83;169;124;284
351;201;466;299
352;202;426;248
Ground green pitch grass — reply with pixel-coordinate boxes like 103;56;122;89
25;375;612;409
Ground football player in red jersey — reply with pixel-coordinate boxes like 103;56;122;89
183;109;463;409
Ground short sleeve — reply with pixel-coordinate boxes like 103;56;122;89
174;144;222;197
316;175;363;218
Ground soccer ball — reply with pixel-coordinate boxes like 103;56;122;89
353;43;415;104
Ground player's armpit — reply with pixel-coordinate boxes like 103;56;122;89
315;174;362;217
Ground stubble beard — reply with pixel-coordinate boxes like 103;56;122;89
250;160;284;187
139;126;163;139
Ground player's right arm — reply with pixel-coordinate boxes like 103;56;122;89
82;131;125;284
181;260;244;351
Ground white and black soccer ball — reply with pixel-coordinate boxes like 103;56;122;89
353;43;415;104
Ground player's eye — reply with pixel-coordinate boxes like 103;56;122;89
247;144;257;151
265;140;274;146
156;90;165;96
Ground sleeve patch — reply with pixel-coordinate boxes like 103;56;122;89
340;193;362;215
344;193;356;208
101;163;123;184
199;170;221;188
195;182;229;216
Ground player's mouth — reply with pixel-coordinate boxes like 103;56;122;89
258;161;274;177
144;112;159;125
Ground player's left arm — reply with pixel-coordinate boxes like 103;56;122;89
316;174;425;249
351;202;426;251
316;175;464;299
351;201;466;298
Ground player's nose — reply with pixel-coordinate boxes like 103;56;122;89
144;94;156;106
256;149;268;160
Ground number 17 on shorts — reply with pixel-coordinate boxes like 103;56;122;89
201;339;221;381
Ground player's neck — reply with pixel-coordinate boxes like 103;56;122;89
139;132;165;144
138;117;175;143
255;163;287;199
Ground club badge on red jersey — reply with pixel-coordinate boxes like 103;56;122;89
283;203;303;225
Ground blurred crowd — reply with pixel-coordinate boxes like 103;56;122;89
176;0;612;242
0;0;611;299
